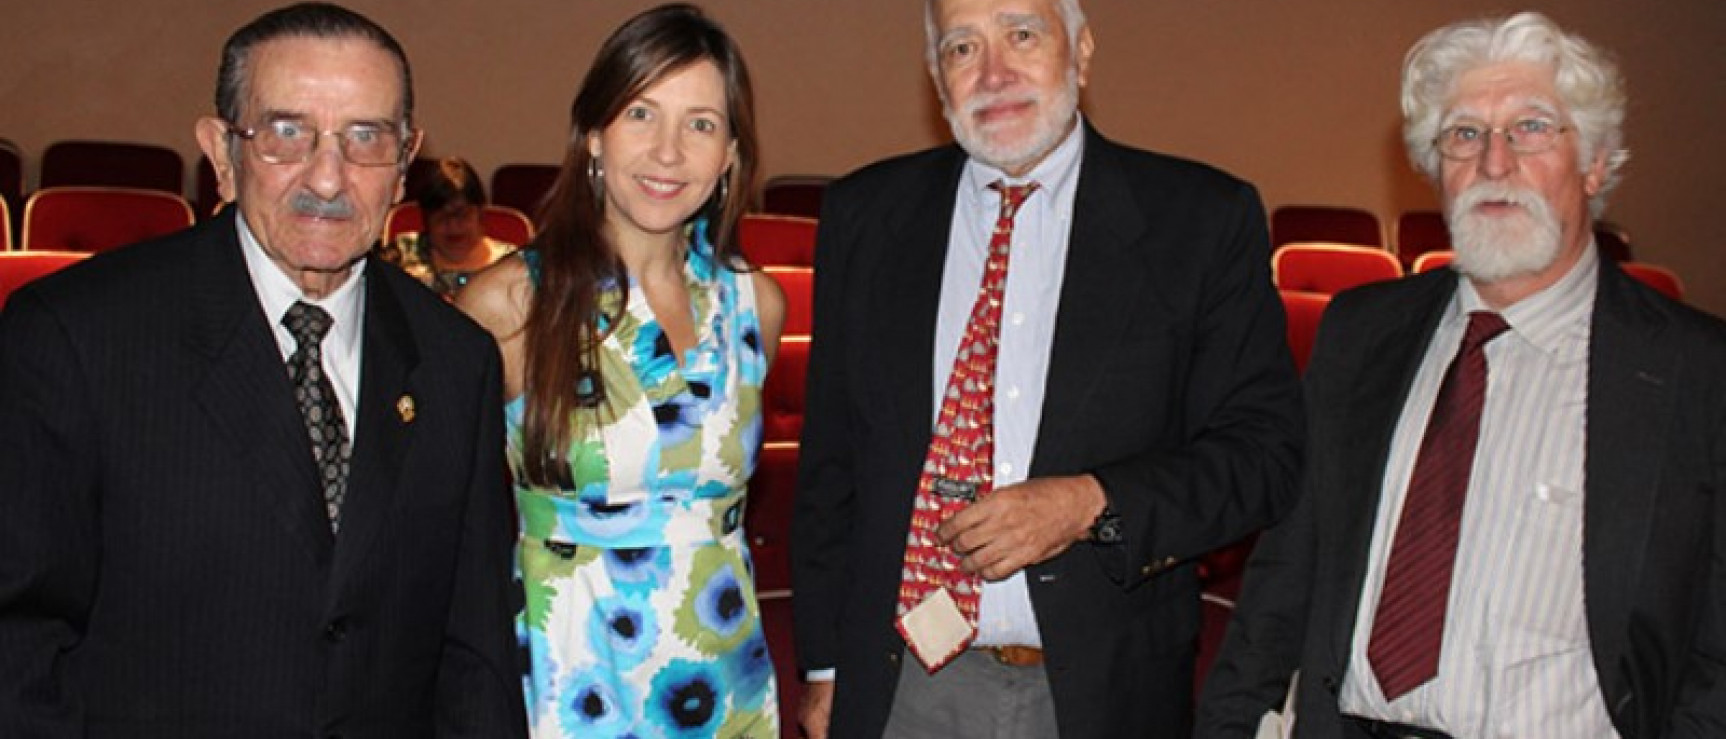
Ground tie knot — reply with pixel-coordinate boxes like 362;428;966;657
283;301;334;347
989;180;1040;219
1462;310;1509;352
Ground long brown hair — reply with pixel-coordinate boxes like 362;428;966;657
519;3;759;487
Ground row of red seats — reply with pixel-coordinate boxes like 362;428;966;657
1271;204;1635;268
1273;241;1685;300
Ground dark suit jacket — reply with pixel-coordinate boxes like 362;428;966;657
791;125;1305;738
0;210;526;738
1197;262;1726;738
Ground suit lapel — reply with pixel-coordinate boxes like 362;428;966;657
869;148;967;452
188;211;335;564
1581;263;1676;701
329;262;419;588
1324;273;1458;665
1032;129;1147;468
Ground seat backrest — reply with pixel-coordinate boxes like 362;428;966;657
739;214;817;267
385;202;536;247
1271;205;1383;248
1620;262;1684;301
762;335;810;444
1278;289;1330;374
489;163;560;218
764;266;814;337
0;197;10;251
40;140;184;195
1411;250;1454;274
481;205;534;245
22;187;195;253
1272;242;1403;294
761;175;832;219
1395;210;1450;267
0;139;22;228
0;251;91;309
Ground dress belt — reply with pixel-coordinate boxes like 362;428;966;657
1346;716;1454;739
972;645;1044;667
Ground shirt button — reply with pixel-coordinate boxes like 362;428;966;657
999;462;1014;477
1010;312;1025;326
1006;386;1020;401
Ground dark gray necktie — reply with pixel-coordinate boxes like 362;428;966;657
282;301;351;532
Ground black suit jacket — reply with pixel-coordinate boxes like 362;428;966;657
1197;262;1726;738
791;125;1305;738
0;210;526;738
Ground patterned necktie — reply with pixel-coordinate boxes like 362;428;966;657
896;181;1038;672
1367;310;1509;700
282;300;351;533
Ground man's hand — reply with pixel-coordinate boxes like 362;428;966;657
937;474;1107;581
798;679;835;739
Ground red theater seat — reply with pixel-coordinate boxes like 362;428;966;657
383;202;535;247
1272;242;1403;295
761;175;832;219
765;266;813;337
490;163;560;218
1271;205;1382;248
1279;289;1329;374
1621;262;1684;301
739;214;817;268
22;187;195;254
763;336;809;444
41;140;184;195
0;251;91;309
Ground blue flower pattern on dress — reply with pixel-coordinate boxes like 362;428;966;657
509;220;777;737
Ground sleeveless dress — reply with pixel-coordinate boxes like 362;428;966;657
508;225;778;738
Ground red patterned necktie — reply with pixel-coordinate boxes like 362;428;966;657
895;181;1038;672
1367;310;1509;700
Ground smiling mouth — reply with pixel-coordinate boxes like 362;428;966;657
636;176;687;197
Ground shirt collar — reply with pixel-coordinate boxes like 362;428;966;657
1454;241;1598;357
960;113;1086;207
236;210;366;358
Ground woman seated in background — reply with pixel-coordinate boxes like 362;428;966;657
457;4;784;736
396;156;516;297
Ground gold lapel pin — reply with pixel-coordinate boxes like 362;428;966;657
396;394;416;423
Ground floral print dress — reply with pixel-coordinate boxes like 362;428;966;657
508;226;777;738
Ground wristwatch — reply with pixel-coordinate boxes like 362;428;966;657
1088;504;1123;545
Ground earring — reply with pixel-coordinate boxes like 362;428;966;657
714;174;729;213
588;156;605;211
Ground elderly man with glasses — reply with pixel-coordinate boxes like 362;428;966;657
0;3;526;736
1198;12;1726;739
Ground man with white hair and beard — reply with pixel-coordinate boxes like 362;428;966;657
1198;11;1726;739
791;0;1304;736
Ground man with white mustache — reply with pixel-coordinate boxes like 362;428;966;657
1199;12;1726;739
792;0;1304;736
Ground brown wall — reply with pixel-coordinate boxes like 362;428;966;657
4;0;1723;314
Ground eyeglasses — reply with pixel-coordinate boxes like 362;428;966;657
1434;118;1571;161
227;118;419;167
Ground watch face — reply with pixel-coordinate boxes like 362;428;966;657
1092;510;1123;544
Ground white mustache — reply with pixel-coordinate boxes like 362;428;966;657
1450;182;1549;216
292;191;355;219
963;91;1039;121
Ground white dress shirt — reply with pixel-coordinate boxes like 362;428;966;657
237;211;366;435
1340;246;1618;737
934;118;1085;649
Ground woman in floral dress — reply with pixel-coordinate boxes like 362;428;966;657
458;5;784;736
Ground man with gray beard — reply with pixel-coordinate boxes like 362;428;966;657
791;0;1304;736
0;4;525;736
1198;12;1726;739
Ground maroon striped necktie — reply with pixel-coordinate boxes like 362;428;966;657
1367;310;1509;700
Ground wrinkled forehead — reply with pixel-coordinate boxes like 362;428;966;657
1442;61;1564;122
241;36;407;123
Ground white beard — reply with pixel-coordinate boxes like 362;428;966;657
945;68;1080;173
1445;183;1563;284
